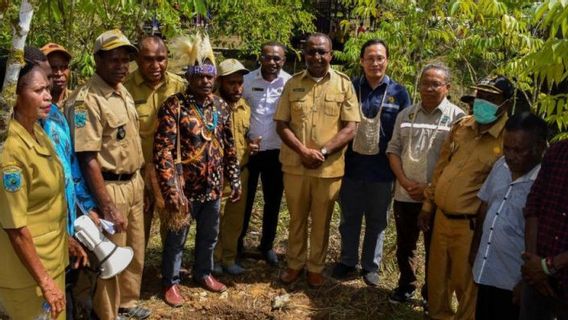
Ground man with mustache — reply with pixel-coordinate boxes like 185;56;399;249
124;35;186;248
66;29;149;320
275;33;360;287
40;43;72;110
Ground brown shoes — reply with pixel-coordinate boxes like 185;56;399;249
163;284;184;307
199;274;227;292
307;272;326;287
280;268;302;284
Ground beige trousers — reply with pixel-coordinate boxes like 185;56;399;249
283;173;341;273
93;172;145;320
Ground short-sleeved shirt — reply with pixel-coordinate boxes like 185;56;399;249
387;98;465;202
422;114;508;215
0;119;68;288
473;157;540;291
66;73;144;174
344;75;411;182
274;69;360;178
54;88;71;111
42;104;97;235
227;97;251;167
124;70;186;163
243;68;291;151
524;140;568;294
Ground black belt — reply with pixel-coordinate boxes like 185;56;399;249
441;211;476;220
102;171;135;181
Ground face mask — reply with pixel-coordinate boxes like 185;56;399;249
473;98;499;124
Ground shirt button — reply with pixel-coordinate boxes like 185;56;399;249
563;212;566;217
555;236;559;240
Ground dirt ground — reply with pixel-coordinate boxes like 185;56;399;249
139;198;428;320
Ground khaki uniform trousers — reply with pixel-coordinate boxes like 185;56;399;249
0;271;65;320
214;167;249;267
142;163;167;248
94;172;145;320
427;209;477;320
284;173;341;273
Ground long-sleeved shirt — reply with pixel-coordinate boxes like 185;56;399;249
154;92;240;204
345;75;411;182
243;68;291;151
42;104;96;235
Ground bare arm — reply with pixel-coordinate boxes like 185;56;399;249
77;151;126;232
5;227;65;319
322;121;357;154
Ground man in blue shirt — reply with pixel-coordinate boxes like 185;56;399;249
469;112;547;320
332;39;410;286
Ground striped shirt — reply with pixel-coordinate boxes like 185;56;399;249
387;98;465;202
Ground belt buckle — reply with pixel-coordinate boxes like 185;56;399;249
117;174;123;181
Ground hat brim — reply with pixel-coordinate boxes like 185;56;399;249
45;49;72;61
470;84;502;95
95;43;138;56
219;68;250;77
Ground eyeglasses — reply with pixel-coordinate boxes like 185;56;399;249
305;49;331;56
363;56;387;64
261;55;283;62
419;82;447;90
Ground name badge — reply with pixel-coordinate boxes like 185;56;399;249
292;88;305;93
252;87;264;92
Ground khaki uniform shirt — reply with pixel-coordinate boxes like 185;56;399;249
422;114;508;215
218;96;251;168
387;98;465;202
0;120;68;288
124;70;186;164
274;69;360;178
66;73;144;174
55;88;71;111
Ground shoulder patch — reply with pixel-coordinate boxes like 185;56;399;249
74;105;88;128
3;165;23;193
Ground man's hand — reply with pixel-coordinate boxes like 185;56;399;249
408;182;427;201
248;136;262;155
417;210;433;232
300;148;325;169
68;236;89;269
521;252;555;297
229;186;242;203
104;206;127;233
39;276;66;319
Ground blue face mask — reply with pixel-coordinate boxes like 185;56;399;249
473;98;499;124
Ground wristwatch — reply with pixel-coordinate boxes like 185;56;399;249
320;147;329;158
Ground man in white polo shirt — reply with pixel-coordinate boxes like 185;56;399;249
240;41;291;265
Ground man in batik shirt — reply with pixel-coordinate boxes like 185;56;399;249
154;59;241;307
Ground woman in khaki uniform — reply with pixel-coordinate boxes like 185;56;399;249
0;64;68;319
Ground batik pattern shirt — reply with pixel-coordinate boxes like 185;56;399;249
154;92;240;204
42;104;96;235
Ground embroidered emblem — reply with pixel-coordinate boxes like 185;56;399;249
441;115;450;124
408;113;415;121
3;166;23;192
74;108;87;128
387;96;395;103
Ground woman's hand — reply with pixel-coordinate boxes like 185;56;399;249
39;275;66;319
68;235;89;269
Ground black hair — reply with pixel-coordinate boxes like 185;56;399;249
24;46;47;63
261;41;286;54
504;112;548;143
360;39;389;59
305;33;333;50
0;48;44;93
138;35;167;51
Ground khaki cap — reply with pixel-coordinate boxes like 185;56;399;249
94;29;138;55
218;59;249;77
41;43;72;60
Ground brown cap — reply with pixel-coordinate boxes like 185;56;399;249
218;59;249;77
40;43;72;60
93;29;137;55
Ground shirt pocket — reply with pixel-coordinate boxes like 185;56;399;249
290;95;307;121
104;109;129;147
324;94;342;117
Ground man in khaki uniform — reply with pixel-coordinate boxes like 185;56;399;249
40;43;72;109
274;33;360;287
124;35;186;247
213;59;254;275
417;76;514;320
66;30;149;320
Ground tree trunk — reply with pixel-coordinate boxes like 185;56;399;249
0;0;34;150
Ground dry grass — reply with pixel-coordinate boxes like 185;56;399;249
141;187;428;320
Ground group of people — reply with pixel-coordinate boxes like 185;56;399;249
0;27;567;320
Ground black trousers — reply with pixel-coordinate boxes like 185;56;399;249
393;200;431;298
476;284;519;320
239;149;284;253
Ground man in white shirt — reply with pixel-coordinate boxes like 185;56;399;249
240;42;291;265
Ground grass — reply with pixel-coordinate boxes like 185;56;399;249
141;185;428;320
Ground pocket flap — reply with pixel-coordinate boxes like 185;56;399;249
325;94;343;102
105;110;128;128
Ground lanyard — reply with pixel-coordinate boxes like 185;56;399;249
407;104;446;161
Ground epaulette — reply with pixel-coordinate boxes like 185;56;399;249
64;85;89;110
334;69;351;81
291;70;305;78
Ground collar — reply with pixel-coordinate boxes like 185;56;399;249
185;90;215;107
503;159;542;184
419;97;448;114
253;68;286;82
300;68;333;81
214;90;246;110
133;68;169;89
9;119;51;156
463;113;508;138
360;74;390;90
92;73;124;99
